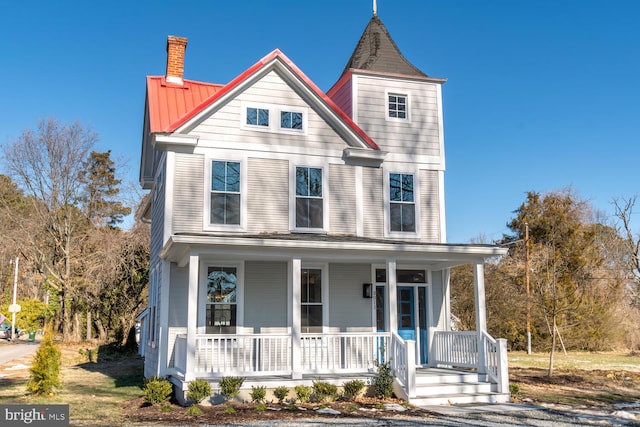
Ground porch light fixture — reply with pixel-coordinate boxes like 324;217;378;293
362;283;372;299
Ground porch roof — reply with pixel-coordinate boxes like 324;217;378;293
161;233;507;269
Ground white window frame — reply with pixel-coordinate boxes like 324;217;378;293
300;263;329;334
198;261;244;334
203;156;247;232
385;90;411;122
384;167;420;238
240;101;308;135
289;161;329;233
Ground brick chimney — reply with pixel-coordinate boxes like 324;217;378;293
166;35;188;84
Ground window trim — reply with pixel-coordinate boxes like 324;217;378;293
289;162;329;233
385;90;411;122
204;157;247;232
198;261;244;334
384;167;420;238
300;263;329;334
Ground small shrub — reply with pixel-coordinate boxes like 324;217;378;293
342;379;365;400
273;385;290;403
219;376;244;399
143;377;173;404
159;404;173;412
224;406;236;414
26;330;61;395
346;404;358;412
250;385;266;403
186;405;202;416
373;360;394;398
255;403;267;411
294;385;312;403
312;380;338;402
509;383;521;397
187;379;211;403
78;347;99;363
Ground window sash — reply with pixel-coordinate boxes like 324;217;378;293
301;268;323;332
295;167;323;229
281;111;303;130
210;161;241;225
206;267;238;333
388;94;407;119
246;107;269;126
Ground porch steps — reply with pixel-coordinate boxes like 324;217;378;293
409;368;509;406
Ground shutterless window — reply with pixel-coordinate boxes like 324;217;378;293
246;107;269;126
390;173;415;232
210;161;240;225
206;267;237;334
388;94;407;119
301;268;322;333
296;166;323;229
281;111;303;130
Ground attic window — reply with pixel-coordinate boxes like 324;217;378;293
246;107;269;127
388;93;408;120
281;111;303;130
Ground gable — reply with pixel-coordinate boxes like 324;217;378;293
187;69;364;153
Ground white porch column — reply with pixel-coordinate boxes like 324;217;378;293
157;260;171;377
387;260;398;334
290;258;302;379
184;253;199;383
473;260;487;374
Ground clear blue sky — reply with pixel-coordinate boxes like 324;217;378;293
1;0;639;242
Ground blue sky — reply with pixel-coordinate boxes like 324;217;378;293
1;0;639;242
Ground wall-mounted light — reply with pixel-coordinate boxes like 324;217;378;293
362;283;372;298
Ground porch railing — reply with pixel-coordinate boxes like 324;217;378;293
175;332;390;378
432;330;509;393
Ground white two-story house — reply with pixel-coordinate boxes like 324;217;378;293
139;14;509;405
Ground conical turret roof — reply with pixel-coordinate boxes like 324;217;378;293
341;15;428;78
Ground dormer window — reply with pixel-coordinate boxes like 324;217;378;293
246;107;269;127
388;93;408;120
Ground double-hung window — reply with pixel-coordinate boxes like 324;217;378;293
210;160;241;225
301;268;323;333
206;266;237;334
389;172;416;232
295;166;323;229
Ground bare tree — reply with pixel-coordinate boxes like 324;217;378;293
1;118;97;341
613;196;640;309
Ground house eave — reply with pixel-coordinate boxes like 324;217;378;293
160;233;507;268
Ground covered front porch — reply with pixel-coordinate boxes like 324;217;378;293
158;235;509;404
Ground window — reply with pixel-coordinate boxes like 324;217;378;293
388;94;408;119
389;173;415;232
295;166;323;229
281;111;303;130
210;161;240;225
301;268;322;333
246;107;269;127
206;267;237;333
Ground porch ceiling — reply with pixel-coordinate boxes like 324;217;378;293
161;233;507;269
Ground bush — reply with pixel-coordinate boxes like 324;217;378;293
186;405;202;416
342;379;365;400
219;376;244;399
273;385;290;403
250;385;266;403
294;385;312;403
26;330;61;395
187;379;212;403
373;360;394;398
312;381;338;402
143;377;173;404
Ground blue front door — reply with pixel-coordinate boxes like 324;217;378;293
397;287;415;341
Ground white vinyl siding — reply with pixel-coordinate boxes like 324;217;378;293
328;264;374;329
247;158;289;233
329;164;356;235
354;75;441;157
361;167;385;239
244;262;288;330
190;71;351;152
172;153;204;234
419;169;441;242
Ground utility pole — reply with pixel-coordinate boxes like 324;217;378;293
11;257;18;341
525;223;531;354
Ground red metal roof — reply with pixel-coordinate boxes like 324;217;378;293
146;76;223;133
146;49;379;150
